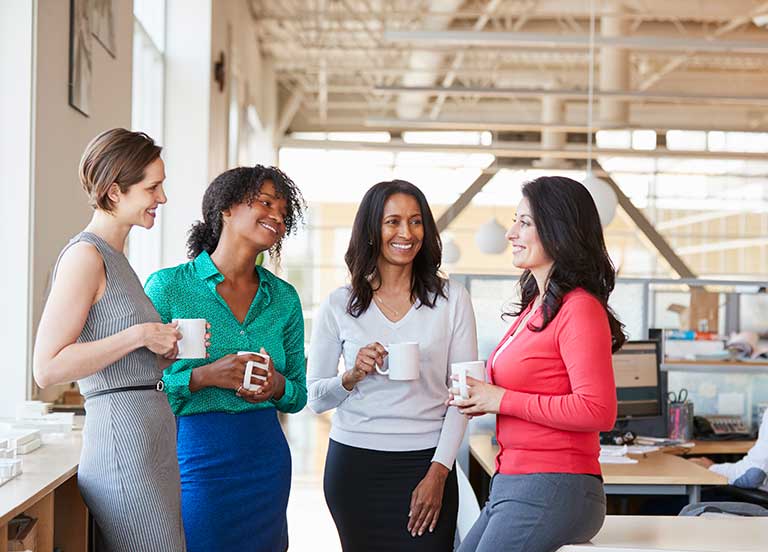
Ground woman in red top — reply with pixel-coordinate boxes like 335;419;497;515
455;176;626;552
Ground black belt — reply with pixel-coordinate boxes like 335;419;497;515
84;380;165;400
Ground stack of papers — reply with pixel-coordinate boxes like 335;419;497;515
599;444;639;464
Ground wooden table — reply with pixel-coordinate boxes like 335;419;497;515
679;440;755;456
0;432;86;552
557;515;768;551
469;434;727;505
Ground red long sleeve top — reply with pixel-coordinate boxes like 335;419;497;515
489;288;617;476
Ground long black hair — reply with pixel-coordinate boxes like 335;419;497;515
345;180;446;317
186;165;305;263
508;176;626;352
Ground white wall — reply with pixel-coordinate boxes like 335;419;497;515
32;0;134;402
210;0;278;172
162;0;213;267
0;1;35;416
162;0;278;266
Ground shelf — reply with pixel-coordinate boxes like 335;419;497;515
661;360;768;374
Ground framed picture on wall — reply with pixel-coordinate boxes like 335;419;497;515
91;0;116;58
68;0;92;116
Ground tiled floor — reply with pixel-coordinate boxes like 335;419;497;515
283;409;342;551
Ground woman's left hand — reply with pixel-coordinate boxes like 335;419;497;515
237;347;286;403
449;376;506;417
408;462;449;537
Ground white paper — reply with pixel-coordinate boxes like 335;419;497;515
599;455;638;464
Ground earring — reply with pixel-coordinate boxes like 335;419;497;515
368;240;373;246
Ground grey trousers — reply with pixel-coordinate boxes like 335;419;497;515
458;473;606;552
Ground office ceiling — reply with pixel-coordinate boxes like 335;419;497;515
249;0;768;140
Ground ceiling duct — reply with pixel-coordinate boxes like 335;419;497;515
396;0;464;119
599;3;630;125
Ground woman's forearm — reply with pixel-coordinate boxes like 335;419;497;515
188;364;213;393
34;325;144;388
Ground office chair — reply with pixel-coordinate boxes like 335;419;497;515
713;485;768;508
680;501;768;517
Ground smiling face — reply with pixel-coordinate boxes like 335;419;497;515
377;192;424;268
506;196;553;272
223;180;287;250
112;157;167;229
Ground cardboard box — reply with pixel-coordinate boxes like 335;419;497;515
667;288;720;332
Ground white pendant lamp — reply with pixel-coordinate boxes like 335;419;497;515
582;175;618;227
442;236;461;264
475;218;508;255
582;0;618;228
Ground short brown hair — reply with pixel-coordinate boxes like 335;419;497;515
78;128;162;211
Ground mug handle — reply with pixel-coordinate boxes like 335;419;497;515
375;345;389;375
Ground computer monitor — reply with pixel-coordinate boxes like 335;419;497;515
613;340;662;420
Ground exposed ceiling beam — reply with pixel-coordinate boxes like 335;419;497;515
436;162;499;232
279;137;768;162
360;117;768;134
430;0;503;120
274;88;305;142
638;1;768;90
252;1;764;23
383;30;768;54
373;85;768;106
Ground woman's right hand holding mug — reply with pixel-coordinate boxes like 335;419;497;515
189;353;255;393
342;342;387;391
140;322;181;357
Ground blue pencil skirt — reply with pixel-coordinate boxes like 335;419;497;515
176;409;291;552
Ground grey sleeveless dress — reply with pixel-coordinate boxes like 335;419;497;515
56;232;185;551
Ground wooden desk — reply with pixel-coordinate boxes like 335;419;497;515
680;440;755;456
469;434;727;505
557;515;768;551
0;433;87;552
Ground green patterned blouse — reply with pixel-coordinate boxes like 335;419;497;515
144;251;307;416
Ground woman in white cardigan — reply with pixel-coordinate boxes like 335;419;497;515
308;179;478;552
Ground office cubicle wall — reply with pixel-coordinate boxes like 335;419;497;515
452;273;768;437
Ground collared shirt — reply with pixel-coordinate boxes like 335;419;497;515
144;251;306;417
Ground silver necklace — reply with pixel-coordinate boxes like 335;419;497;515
374;293;403;317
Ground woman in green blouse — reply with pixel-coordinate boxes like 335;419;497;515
144;165;306;552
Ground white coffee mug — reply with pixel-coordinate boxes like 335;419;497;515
450;360;485;399
376;342;420;381
173;318;207;359
238;351;270;391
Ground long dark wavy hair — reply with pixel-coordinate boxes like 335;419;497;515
345;180;446;317
508;176;626;352
186;165;305;263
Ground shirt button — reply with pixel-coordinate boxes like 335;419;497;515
239;330;245;335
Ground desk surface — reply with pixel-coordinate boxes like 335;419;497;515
469;434;727;486
557;515;768;552
682;440;755;456
0;432;82;526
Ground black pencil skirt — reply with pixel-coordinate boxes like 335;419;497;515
323;439;459;552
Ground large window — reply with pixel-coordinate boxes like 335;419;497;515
128;0;166;284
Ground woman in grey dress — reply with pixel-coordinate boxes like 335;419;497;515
33;129;188;551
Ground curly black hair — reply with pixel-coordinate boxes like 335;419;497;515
186;165;305;263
